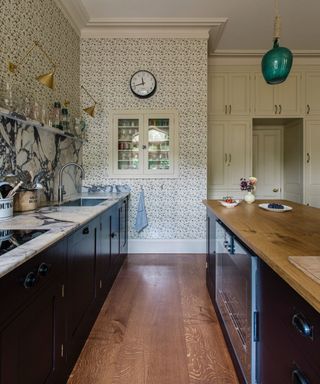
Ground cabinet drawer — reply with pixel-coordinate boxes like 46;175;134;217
0;239;66;326
260;261;320;377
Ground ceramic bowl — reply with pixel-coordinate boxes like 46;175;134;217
219;200;240;208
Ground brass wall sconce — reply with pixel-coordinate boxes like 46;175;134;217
8;41;56;90
81;85;97;117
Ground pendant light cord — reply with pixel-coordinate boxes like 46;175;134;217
273;0;281;40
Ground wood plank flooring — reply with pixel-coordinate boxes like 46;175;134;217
67;254;238;384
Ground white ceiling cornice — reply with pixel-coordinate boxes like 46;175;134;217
212;49;320;58
53;0;227;53
53;0;89;35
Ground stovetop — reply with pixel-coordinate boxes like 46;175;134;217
0;229;48;256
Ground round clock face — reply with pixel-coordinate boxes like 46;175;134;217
130;70;157;98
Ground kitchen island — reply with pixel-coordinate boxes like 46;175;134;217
204;199;320;312
204;199;320;384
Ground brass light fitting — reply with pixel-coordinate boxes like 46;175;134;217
8;41;56;90
81;85;97;117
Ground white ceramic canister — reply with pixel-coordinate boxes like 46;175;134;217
0;197;13;221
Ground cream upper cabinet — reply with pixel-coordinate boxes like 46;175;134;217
208;72;251;116
253;72;302;116
305;120;320;207
208;120;252;198
305;72;320;116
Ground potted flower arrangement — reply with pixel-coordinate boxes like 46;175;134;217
240;177;257;204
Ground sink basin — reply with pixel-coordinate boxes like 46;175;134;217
60;198;108;207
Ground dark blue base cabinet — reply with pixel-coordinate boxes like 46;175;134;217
206;208;320;384
0;196;128;384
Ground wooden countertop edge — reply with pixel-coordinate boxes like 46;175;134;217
203;199;320;313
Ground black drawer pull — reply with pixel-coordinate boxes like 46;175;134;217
82;227;89;235
38;262;50;277
292;368;309;384
23;272;37;289
111;232;116;238
292;313;313;339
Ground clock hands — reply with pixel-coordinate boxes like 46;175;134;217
133;77;145;87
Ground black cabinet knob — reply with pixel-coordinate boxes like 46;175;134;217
82;227;89;235
292;368;309;384
111;232;116;238
38;262;50;277
23;272;37;289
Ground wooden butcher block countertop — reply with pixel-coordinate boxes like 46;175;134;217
203;199;320;313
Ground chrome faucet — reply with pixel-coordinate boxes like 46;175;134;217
58;162;85;203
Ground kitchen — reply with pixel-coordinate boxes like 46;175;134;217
0;0;320;383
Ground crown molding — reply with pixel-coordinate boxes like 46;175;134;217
211;49;320;57
53;0;89;35
81;18;228;51
52;2;227;51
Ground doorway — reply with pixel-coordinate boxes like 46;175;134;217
252;118;303;203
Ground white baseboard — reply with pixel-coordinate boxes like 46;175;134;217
128;239;206;253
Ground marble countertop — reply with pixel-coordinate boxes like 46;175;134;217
0;192;129;279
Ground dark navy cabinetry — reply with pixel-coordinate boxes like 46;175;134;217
0;196;129;384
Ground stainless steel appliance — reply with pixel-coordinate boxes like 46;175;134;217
215;220;258;384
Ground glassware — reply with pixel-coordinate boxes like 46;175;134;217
40;105;48;125
31;102;40;121
23;97;32;119
53;101;61;129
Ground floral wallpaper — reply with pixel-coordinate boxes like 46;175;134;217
0;0;81;199
81;38;208;240
0;0;80;117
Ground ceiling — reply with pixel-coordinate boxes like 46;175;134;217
55;0;320;55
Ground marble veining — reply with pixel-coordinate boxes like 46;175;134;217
0;115;82;201
0;193;128;279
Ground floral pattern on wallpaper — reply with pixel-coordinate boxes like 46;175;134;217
0;0;80;118
81;38;208;240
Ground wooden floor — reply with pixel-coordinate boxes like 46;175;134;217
68;254;238;384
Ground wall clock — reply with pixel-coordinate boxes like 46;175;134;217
130;70;157;98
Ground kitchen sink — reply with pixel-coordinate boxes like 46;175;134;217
60;198;108;207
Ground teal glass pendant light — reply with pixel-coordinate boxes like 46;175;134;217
261;0;293;85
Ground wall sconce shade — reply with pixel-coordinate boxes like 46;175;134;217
81;85;97;117
8;41;56;90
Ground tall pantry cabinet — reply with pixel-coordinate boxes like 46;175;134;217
208;69;252;199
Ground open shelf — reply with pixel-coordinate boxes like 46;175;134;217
0;110;85;142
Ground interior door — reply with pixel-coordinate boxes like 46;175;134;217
253;129;282;199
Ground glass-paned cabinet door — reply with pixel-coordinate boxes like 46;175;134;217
145;117;171;174
111;111;178;178
113;115;143;174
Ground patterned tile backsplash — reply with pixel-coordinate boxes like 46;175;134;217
81;38;208;240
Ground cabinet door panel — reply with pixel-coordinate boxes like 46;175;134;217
305;72;320;115
0;283;64;384
228;73;250;115
277;72;301;116
253;73;275;115
227;121;251;188
208;121;227;188
305;120;320;207
66;219;98;366
208;73;228;116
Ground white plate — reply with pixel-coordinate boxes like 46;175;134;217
219;200;240;208
259;203;292;212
